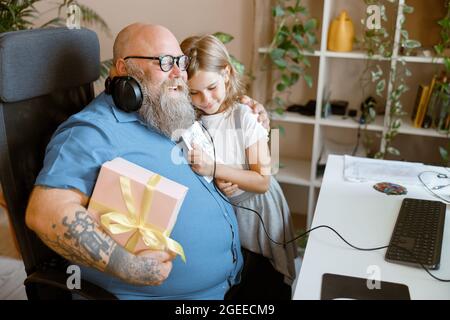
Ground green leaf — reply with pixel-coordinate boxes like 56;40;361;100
439;146;449;162
403;4;414;14
306;33;317;46
276;83;286;92
376;79;386;96
371;65;383;82
438;18;450;29
403;39;421;49
302;56;311;68
392;119;402;129
272;5;284;17
288;64;303;74
445;58;450;72
290;73;300;85
213;32;234;44
275;107;284;115
281;74;291;86
304;19;317;32
270;48;285;60
294;34;306;46
369;107;377;121
303;74;313;88
273;58;288;69
435;44;444;55
401;30;408;39
286;6;295;15
274;97;284;107
387;147;400;156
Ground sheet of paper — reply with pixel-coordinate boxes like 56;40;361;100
343;155;425;186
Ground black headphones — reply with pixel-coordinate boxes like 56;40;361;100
104;76;143;112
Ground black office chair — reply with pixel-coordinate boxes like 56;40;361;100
0;27;116;300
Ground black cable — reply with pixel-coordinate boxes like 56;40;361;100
352;122;362;156
197;122;450;282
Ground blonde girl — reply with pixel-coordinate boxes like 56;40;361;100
181;35;297;299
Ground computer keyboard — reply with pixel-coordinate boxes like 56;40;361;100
386;198;446;270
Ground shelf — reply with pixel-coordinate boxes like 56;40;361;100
324;50;390;61
270;111;315;125
397;117;449;138
324;52;445;65
400;55;445;64
258;47;321;57
275;158;311;187
319;115;385;132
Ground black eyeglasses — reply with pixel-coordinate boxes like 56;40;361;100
124;55;190;72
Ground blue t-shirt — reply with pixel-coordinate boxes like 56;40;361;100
35;93;243;300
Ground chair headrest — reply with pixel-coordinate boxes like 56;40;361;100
0;27;100;103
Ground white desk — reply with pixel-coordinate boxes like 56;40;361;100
293;155;450;300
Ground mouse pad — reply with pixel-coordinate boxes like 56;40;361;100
321;273;410;300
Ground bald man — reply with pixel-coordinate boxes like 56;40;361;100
25;23;268;300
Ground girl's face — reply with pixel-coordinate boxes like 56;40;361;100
188;69;229;115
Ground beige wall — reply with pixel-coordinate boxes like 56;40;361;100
35;0;255;68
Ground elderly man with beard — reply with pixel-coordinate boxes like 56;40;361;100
25;23;269;300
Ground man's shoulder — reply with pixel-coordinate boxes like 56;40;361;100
71;93;117;123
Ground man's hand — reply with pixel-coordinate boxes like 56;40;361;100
215;178;239;197
188;144;214;177
240;95;270;130
121;250;176;286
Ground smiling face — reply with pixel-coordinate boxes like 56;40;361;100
188;69;229;115
114;24;188;98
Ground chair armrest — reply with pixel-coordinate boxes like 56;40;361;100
25;270;118;300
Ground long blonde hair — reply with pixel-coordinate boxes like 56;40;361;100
180;35;246;113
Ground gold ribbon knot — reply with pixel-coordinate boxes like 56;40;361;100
99;174;186;262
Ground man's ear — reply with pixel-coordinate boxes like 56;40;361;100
115;59;128;76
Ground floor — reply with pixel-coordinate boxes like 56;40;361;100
0;208;27;300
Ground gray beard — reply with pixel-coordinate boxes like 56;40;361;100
126;65;195;141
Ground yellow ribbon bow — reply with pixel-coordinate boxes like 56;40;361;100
99;174;186;262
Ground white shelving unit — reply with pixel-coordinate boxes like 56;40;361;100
260;0;447;227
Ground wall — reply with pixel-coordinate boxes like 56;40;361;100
34;0;255;69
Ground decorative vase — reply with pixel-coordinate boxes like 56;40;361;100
327;10;354;52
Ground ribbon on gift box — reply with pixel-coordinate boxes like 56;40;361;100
93;174;186;262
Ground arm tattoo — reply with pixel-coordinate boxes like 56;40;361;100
62;211;110;262
37;210;165;285
37;210;116;269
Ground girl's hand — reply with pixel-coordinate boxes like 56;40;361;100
215;178;239;197
188;144;214;177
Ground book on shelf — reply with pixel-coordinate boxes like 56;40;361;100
422;72;447;129
411;85;425;121
413;84;430;128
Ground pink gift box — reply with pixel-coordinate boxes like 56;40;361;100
87;157;188;256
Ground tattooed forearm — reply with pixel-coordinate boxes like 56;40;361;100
35;208;168;286
35;210;117;270
62;211;114;264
